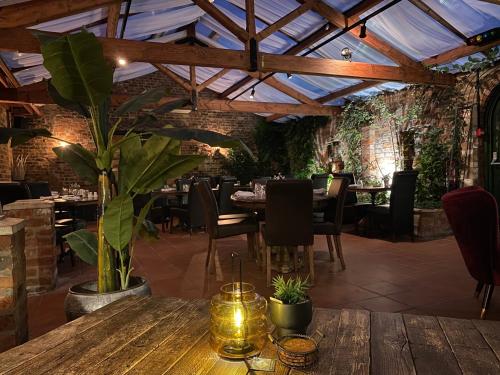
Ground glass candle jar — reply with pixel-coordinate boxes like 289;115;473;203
210;282;267;359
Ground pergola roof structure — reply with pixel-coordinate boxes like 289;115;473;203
0;0;498;120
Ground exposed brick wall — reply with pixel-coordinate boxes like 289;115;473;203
0;108;12;182
0;218;28;351
3;200;56;294
11;71;261;191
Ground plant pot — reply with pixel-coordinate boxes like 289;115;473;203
64;276;151;321
269;298;312;337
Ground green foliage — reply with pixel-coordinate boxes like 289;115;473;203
222;148;258;185
63;229;98;265
415;127;449;208
53;144;99;185
436;47;499;73
272;275;309;304
103;194;134;251
337;102;372;179
0;128;52;147
253;120;289;175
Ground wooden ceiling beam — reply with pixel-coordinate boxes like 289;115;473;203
422;40;499;66
192;0;249;42
0;29;454;85
254;75;321;106
408;0;468;42
197;68;230;92
0;84;339;116
0;0;121;29
344;0;385;19
245;0;256;40
153;64;192;93
106;2;121;38
317;81;379;103
303;0;422;69
256;0;314;42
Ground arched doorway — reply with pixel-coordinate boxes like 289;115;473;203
485;84;500;203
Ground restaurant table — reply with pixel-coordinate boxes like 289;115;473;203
2;295;500;374
347;185;390;205
53;198;98;228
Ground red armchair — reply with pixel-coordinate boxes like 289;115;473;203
442;186;499;319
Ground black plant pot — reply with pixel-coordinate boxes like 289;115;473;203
269;297;313;337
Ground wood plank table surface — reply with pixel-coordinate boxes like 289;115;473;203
2;296;500;374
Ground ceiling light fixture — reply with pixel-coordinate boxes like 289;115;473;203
341;47;352;62
249;88;255;99
117;57;128;66
287;73;293;79
359;22;367;38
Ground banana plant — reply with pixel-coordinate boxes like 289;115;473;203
0;30;251;293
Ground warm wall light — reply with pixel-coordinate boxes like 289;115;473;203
59;141;68;148
117;57;127;66
249;87;255;99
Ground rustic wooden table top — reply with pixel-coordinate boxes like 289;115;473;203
1;296;500;374
231;193;330;211
346;185;391;193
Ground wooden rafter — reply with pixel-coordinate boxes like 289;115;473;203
0;84;340;116
106;2;121;38
0;0;121;29
302;0;422;69
197;68;230;92
245;0;256;40
254;75;321;106
256;0;314;42
219;23;335;98
408;0;468;41
317;81;379;103
0;57;40;116
0;29;454;85
153;64;192;93
422;40;499;66
344;0;385;19
192;0;249;42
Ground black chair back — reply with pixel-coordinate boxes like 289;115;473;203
265;180;313;246
188;181;206;228
325;177;349;233
197;181;219;237
311;173;329;190
389;171;418;235
0;182;30;205
218;181;235;214
26;181;51;198
333;172;357;205
220;176;237;183
176;178;192;192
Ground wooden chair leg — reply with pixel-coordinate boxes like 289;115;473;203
305;245;314;285
208;239;217;274
333;235;346;270
169;215;174;234
475;281;484;298
266;245;272;287
481;284;495;319
326;235;335;262
246;232;256;259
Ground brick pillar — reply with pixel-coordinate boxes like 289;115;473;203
0;217;27;351
3;200;56;293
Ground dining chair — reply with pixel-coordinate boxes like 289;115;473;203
25;181;51;198
332;172;367;225
264;180;314;286
169;180;205;234
311;173;329;190
217;180;243;215
365;171;418;241
313;177;349;269
442;186;500;319
197;181;259;273
0;182;30;205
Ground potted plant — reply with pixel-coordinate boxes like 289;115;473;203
0;30;250;320
12;153;28;181
269;275;312;337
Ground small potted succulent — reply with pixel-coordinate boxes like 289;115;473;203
269;275;312;337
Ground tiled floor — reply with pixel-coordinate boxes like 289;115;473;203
28;227;500;339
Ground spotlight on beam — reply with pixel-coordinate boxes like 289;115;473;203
359;22;367;39
341;47;352;62
287;73;293;79
249;88;255;99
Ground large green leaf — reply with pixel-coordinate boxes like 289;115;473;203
153;127;255;159
103;194;134;251
39;30;113;107
47;79;90;118
114;87;169;116
0;128;52;146
53;144;99;185
153;98;191;114
63;229;97;265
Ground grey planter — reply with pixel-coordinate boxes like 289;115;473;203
64;276;151;321
269;297;313;337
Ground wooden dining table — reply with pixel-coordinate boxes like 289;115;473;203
347;185;391;205
231;192;331;210
2;295;500;374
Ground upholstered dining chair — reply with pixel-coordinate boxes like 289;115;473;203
197;181;259;273
264;180;314;286
169;180;205;234
366;170;418;240
311;173;329;190
442;186;500;319
313;177;349;270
